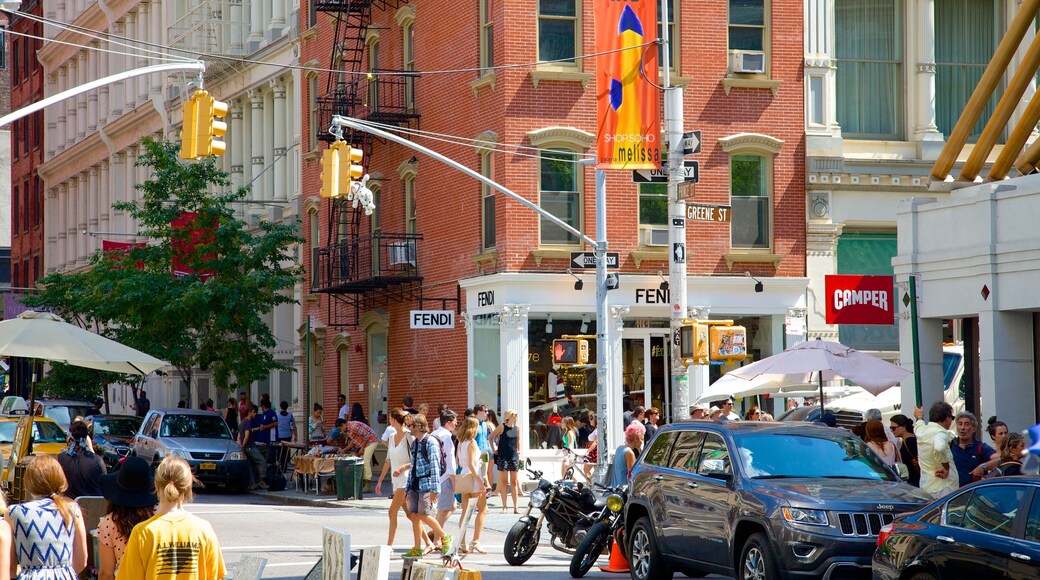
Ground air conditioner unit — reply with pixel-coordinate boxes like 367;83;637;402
642;228;670;247
728;51;765;74
388;241;416;266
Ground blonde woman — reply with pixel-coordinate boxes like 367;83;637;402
490;409;521;514
456;417;490;554
116;457;224;579
374;409;415;548
7;455;84;579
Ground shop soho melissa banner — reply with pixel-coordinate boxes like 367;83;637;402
825;275;895;325
595;0;661;170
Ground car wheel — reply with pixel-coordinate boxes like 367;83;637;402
739;533;779;580
681;571;709;578
628;517;672;580
225;477;249;495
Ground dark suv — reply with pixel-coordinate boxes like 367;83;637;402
625;421;933;580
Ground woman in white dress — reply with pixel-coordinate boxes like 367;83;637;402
375;409;415;548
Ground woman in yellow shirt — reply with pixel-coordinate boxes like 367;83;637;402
115;457;224;580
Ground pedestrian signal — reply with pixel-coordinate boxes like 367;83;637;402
709;325;747;362
553;339;589;365
679;323;709;364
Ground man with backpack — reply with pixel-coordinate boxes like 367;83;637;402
398;414;450;558
950;411;999;486
342;419;380;493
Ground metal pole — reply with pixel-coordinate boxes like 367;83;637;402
909;275;923;407
594;168;611;476
0;62;206;129
661;0;689;423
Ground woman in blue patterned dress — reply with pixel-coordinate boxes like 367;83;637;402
5;455;87;579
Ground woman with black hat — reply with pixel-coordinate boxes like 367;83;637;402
96;457;158;580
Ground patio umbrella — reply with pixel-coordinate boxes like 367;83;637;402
0;311;167;376
729;339;911;413
696;373;817;404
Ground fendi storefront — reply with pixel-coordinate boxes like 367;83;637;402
460;272;809;461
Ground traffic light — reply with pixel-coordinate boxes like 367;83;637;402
180;90;229;159
319;143;343;198
678;323;709;364
342;144;364;190
179;92;200;159
709;325;747;363
553;338;589;365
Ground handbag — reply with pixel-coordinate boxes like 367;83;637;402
456;473;483;495
896;462;910;481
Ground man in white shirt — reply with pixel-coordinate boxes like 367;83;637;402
432;410;458;526
914;402;958;498
337;393;350;421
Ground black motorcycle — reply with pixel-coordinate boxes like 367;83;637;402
504;459;603;566
568;484;627;578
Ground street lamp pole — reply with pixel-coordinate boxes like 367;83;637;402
660;0;690;422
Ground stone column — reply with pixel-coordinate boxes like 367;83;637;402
124;12;137;111
806;218;843;341
110;22;125;118
136;6;149;104
87;167;99;257
250;90;266;206
77;173;89;265
230;104;246;219
45;188;59;274
87;44;99;134
272;78;287;201
56;184;68;270
248;0;264;50
46;72;59;159
99;161;111;233
98;43;109;127
912;0;943;157
804;0;841;143
55;0;66;28
978;309;1034;433
110;152;126;233
125;147;138;237
268;0;285;40
65;179;76;268
499;305;530;461
77;52;88;139
263;90;275;202
230;0;245;52
150;0;163;96
65;60;78;148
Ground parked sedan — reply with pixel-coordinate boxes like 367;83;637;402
132;409;250;493
89;414;142;471
874;477;1040;579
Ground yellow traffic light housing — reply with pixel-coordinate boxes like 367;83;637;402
679;323;709;365
553;338;590;365
179;92;200;159
679;320;746;366
180;90;229;159
709;325;747;363
319;143;343;198
342;145;364;188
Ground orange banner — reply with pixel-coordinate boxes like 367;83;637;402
595;0;661;170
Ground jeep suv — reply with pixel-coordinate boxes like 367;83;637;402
625;421;933;580
132;409;250;493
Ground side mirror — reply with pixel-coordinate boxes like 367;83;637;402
526;458;532;468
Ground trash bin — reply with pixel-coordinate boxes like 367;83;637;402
335;458;364;500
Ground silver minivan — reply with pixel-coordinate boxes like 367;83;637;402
132;409;250;493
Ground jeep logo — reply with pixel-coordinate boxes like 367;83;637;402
876;504;894;510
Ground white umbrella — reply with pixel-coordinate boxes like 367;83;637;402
729;339;911;413
0;311;167;375
696;373;816;404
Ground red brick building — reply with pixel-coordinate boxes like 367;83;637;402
300;0;806;455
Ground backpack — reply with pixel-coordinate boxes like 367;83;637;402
413;434;446;475
265;464;287;491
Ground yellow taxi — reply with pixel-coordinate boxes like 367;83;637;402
0;416;69;478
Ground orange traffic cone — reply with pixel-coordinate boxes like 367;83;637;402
599;538;630;574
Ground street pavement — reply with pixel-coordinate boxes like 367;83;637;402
188;484;729;579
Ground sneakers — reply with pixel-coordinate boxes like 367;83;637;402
441;535;453;555
403;547;423;558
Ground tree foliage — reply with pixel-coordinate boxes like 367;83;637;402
23;138;303;401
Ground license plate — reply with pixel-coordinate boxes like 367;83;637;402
199;462;217;470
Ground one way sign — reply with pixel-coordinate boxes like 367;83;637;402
632;160;699;184
570;252;619;269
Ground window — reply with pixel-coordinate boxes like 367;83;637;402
404;177;416;234
538;0;578;63
729;0;765;53
947;486;1027;537
307;0;317;28
368;39;380;114
641;431;677;467
667;431;705;472
481;152;495;250
539;149;581;245
11;186;18;238
730;154;771;250
480;0;494;74
1026;489;1040;542
639;183;667;227
0;27;5;69
34;176;43;227
22;181;30;233
697;433;731;476
308;208;319;248
10;120;17;161
935;0;1002;143
307;75;318;150
658;0;679;71
12;38;18;84
403;22;415;110
835;0;903;139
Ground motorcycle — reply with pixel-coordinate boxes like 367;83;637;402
568;484;627;578
503;458;604;566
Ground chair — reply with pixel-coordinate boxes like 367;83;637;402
293;456;315;492
76;496;107;574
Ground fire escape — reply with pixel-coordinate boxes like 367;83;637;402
310;0;455;326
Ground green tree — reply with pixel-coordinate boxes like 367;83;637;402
24;138;303;405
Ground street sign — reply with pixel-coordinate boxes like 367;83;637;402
686;203;731;223
632;160;699;184
409;310;455;329
570;252;619;269
682;130;701;155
